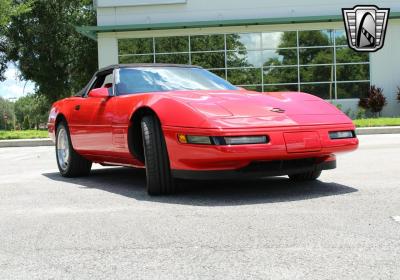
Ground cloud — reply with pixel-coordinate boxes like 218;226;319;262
236;32;284;68
0;64;35;100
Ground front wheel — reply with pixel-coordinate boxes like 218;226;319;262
141;115;175;195
56;121;92;177
288;170;322;181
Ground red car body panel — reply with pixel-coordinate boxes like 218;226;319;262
48;90;358;172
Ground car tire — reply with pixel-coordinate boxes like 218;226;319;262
288;170;322;181
141;115;175;195
56;121;92;177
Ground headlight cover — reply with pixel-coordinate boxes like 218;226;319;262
177;134;212;145
177;134;269;145
223;136;268;145
186;135;212;145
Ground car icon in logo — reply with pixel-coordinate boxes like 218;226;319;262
342;5;390;52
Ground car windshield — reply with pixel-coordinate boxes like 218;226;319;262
115;67;237;95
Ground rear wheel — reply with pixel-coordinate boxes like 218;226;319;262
288;170;322;181
56;121;92;177
141;115;175;195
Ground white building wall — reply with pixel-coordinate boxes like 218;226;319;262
96;0;400;26
370;21;400;116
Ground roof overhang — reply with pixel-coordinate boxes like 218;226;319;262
76;12;400;41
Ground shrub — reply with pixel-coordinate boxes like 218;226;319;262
358;85;387;117
23;115;30;130
355;108;366;119
335;104;343;111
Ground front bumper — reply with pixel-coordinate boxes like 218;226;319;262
172;157;336;180
163;123;358;171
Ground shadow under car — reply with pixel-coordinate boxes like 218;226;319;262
42;167;358;206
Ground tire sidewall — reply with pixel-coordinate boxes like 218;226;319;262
56;122;72;176
141;115;174;195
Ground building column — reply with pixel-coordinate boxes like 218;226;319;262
370;20;400;116
97;35;119;68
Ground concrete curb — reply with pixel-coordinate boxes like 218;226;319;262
356;126;400;135
0;127;399;148
0;138;53;148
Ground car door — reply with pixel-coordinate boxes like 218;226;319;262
69;71;115;155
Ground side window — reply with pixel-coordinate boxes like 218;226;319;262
86;72;114;96
101;74;113;89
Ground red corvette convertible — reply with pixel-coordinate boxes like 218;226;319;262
48;64;358;195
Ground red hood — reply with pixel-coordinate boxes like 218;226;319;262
167;90;341;117
163;90;352;128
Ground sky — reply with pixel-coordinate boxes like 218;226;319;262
0;63;35;100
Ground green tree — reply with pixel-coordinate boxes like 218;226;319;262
5;0;98;102
14;93;49;129
22;115;30;130
0;0;32;81
0;97;15;130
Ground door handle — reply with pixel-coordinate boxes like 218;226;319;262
74;105;81;111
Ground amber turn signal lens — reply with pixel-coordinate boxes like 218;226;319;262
177;134;188;143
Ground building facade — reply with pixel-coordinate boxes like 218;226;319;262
80;0;400;116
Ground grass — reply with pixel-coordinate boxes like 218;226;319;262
353;117;400;127
0;130;49;140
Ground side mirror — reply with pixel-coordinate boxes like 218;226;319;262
88;87;111;98
237;87;248;91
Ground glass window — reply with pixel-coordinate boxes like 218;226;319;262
118;38;153;55
262;49;297;66
299;47;333;65
226;33;261;51
191;52;225;68
264;67;298;84
299;30;334;47
301;83;335;99
227;50;262;68
337;82;369;99
208;69;226;79
334;30;348;46
264;84;298;92
155;36;189;53
227;68;262;85
300;65;334;83
115;67;237;95
190;34;224;51
155;53;190;64
336;64;369;81
262;31;297;49
336;47;369;63
241;85;263;92
119;55;154;64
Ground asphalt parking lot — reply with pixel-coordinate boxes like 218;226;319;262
0;134;399;280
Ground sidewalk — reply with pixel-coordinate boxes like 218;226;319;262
1;126;399;148
355;126;400;135
0;138;53;148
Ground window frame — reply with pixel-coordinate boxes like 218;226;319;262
83;70;115;98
